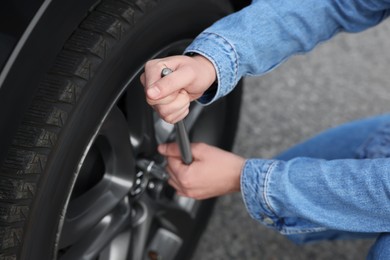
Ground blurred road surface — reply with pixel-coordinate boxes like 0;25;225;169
192;19;390;260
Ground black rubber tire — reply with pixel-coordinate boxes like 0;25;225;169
0;0;242;259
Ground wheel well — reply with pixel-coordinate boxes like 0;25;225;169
230;0;251;11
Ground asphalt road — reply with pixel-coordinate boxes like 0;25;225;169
192;19;390;260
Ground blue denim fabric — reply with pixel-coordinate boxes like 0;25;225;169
367;233;390;259
241;114;390;258
185;0;390;105
183;0;390;258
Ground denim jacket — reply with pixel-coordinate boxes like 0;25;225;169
185;0;390;257
186;0;390;105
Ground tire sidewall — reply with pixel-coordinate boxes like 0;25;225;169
21;0;234;259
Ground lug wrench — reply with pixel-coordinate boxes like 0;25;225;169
161;67;193;165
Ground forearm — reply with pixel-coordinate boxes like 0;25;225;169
186;0;390;104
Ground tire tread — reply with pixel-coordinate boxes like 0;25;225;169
0;0;152;257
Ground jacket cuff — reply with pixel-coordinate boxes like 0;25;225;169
240;159;281;230
185;31;239;105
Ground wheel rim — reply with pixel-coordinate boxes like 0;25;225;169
56;40;226;260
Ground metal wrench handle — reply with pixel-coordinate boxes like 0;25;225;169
175;120;193;165
161;67;193;164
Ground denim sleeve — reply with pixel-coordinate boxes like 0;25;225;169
241;157;390;235
185;0;390;104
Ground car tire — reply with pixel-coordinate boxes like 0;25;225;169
0;0;242;259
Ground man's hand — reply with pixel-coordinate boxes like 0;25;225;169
158;142;245;200
140;55;216;124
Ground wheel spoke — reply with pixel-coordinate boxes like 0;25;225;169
59;179;127;248
60;107;135;248
59;198;131;260
136;197;195;260
129;198;155;260
125;196;190;260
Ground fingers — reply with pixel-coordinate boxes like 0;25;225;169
158;142;244;200
164;153;189;194
166;157;186;183
141;57;195;123
158;142;182;157
159;143;198;196
158;142;189;189
152;92;190;123
141;55;216;124
142;57;195;101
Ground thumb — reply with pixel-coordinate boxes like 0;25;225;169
146;73;182;100
146;83;163;100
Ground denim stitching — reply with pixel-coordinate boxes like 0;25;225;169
185;32;239;102
199;32;239;96
280;226;328;235
241;161;258;220
240;161;254;219
263;161;279;218
202;31;239;85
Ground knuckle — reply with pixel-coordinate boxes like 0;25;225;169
158;107;168;117
161;116;172;124
163;114;175;124
183;108;190;117
157;60;167;67
179;177;192;190
145;59;164;71
144;60;155;69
